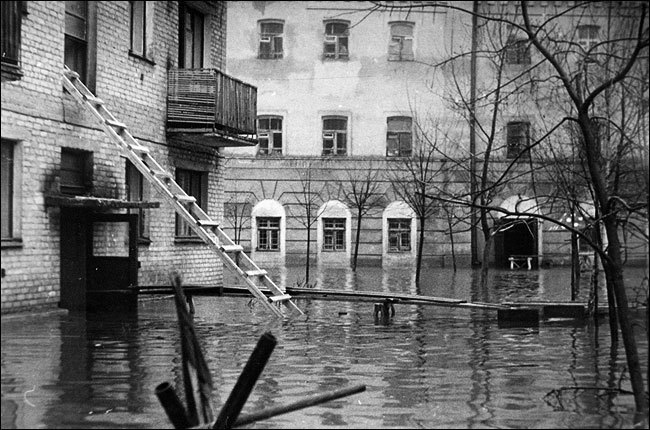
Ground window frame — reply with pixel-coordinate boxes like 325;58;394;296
64;1;96;91
505;37;530;65
386;116;413;157
322;217;346;251
323;20;349;60
258;19;284;59
506;121;531;160
129;1;146;58
257;115;283;156
256;217;280;251
388;21;414;61
60;148;93;196
179;4;205;68
388;218;412;252
322;116;348;156
1;1;26;81
174;168;208;239
126;160;151;244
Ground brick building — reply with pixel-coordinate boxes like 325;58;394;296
221;1;648;269
1;1;256;313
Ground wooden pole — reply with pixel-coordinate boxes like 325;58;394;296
155;382;191;429
213;332;277;429
232;384;366;427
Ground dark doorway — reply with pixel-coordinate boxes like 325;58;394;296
59;209;88;311
86;214;139;313
494;218;538;268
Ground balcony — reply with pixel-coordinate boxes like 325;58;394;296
167;69;257;147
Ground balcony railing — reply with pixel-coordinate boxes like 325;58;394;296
167;68;257;137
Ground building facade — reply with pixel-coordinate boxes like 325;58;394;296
222;1;648;268
1;1;256;313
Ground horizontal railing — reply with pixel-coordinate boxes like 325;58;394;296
167;68;257;135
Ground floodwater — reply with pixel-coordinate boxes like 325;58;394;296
1;265;648;429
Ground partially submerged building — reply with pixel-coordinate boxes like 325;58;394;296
1;1;257;313
221;1;648;269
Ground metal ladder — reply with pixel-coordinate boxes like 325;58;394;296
62;68;303;318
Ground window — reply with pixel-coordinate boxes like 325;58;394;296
505;37;530;65
257;217;280;251
1;140;15;240
129;1;146;57
258;116;283;155
388;22;414;61
388;219;411;252
323;21;349;60
65;1;89;84
322;218;346;251
322;116;347;156
577;24;600;62
126;160;150;242
577;25;600;53
60;148;93;195
386;116;412;157
506;121;530;159
175;168;206;238
180;5;204;68
1;1;25;81
258;20;283;59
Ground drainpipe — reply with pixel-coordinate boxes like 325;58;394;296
470;0;479;265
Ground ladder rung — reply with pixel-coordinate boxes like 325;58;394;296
174;195;196;204
84;95;104;105
129;144;150;154
246;269;268;277
221;244;243;253
106;119;127;129
64;69;80;80
268;294;292;303
196;219;220;227
153;171;173;180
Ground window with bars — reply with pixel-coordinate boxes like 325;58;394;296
180;5;204;68
259;20;284;59
323;21;349;60
175;168;207;238
505;37;530;65
322;116;347;156
257;217;280;251
506;121;531;159
258;116;283;155
386;116;412;157
388;219;411;252
126;160;150;242
323;218;346;251
388;22;414;61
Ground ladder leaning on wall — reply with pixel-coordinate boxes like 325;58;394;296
61;68;303;319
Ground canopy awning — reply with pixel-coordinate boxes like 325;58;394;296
45;194;160;209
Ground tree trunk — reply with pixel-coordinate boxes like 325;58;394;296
305;223;311;284
415;216;425;287
352;210;362;271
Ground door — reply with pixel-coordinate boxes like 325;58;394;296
86;214;138;313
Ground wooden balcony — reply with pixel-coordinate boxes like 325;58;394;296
167;69;257;147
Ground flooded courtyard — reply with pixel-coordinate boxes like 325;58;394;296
2;265;648;429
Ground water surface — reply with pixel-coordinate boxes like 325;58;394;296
2;266;648;429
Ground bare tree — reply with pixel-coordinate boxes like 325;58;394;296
338;160;387;270
287;160;327;284
223;194;252;245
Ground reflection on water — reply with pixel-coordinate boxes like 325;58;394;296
1;266;648;429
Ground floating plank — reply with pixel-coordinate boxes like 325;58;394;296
269;294;292;303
